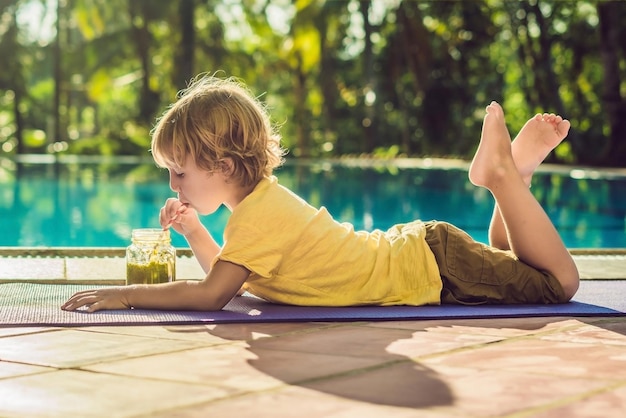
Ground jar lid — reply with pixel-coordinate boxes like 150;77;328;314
131;228;170;243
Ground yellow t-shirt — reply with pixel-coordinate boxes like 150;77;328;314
215;176;442;306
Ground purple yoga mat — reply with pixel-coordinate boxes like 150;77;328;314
1;281;624;327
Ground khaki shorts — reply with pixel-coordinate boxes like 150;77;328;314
424;221;567;305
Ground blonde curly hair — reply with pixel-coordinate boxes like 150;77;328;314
151;74;285;187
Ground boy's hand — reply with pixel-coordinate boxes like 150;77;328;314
61;287;132;312
159;198;201;236
61;262;249;313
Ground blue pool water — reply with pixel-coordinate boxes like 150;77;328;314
1;157;625;248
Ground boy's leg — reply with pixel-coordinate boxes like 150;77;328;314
488;113;571;250
469;102;579;300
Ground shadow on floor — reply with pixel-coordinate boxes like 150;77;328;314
173;322;456;408
164;315;626;409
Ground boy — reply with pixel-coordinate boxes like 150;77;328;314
62;75;579;312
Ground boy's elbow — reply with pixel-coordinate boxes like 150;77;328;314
191;283;235;311
200;297;231;311
191;260;248;311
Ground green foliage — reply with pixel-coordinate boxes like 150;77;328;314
372;145;401;159
0;0;624;166
22;129;46;148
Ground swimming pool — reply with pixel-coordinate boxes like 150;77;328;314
1;156;625;248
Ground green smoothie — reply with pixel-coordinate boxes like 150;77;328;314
126;261;175;285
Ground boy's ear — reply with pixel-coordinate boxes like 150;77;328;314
220;158;235;177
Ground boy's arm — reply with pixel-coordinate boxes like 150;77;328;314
184;226;222;273
61;261;250;312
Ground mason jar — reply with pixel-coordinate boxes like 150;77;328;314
126;228;176;285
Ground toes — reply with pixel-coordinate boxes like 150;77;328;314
556;119;571;137
486;101;504;119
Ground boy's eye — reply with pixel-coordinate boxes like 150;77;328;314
169;168;184;178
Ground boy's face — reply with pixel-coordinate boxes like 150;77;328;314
167;160;233;215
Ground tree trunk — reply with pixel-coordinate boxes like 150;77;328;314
394;2;433;155
293;54;310;157
128;0;160;124
53;0;63;146
174;0;196;89
597;1;626;166
397;2;432;94
530;1;564;115
3;7;25;153
13;86;25;154
359;0;376;153
316;4;339;154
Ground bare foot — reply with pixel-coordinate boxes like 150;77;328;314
512;112;570;183
469;101;517;189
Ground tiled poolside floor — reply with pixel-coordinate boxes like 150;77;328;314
0;250;625;417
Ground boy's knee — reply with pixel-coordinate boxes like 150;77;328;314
560;275;580;302
554;262;580;302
